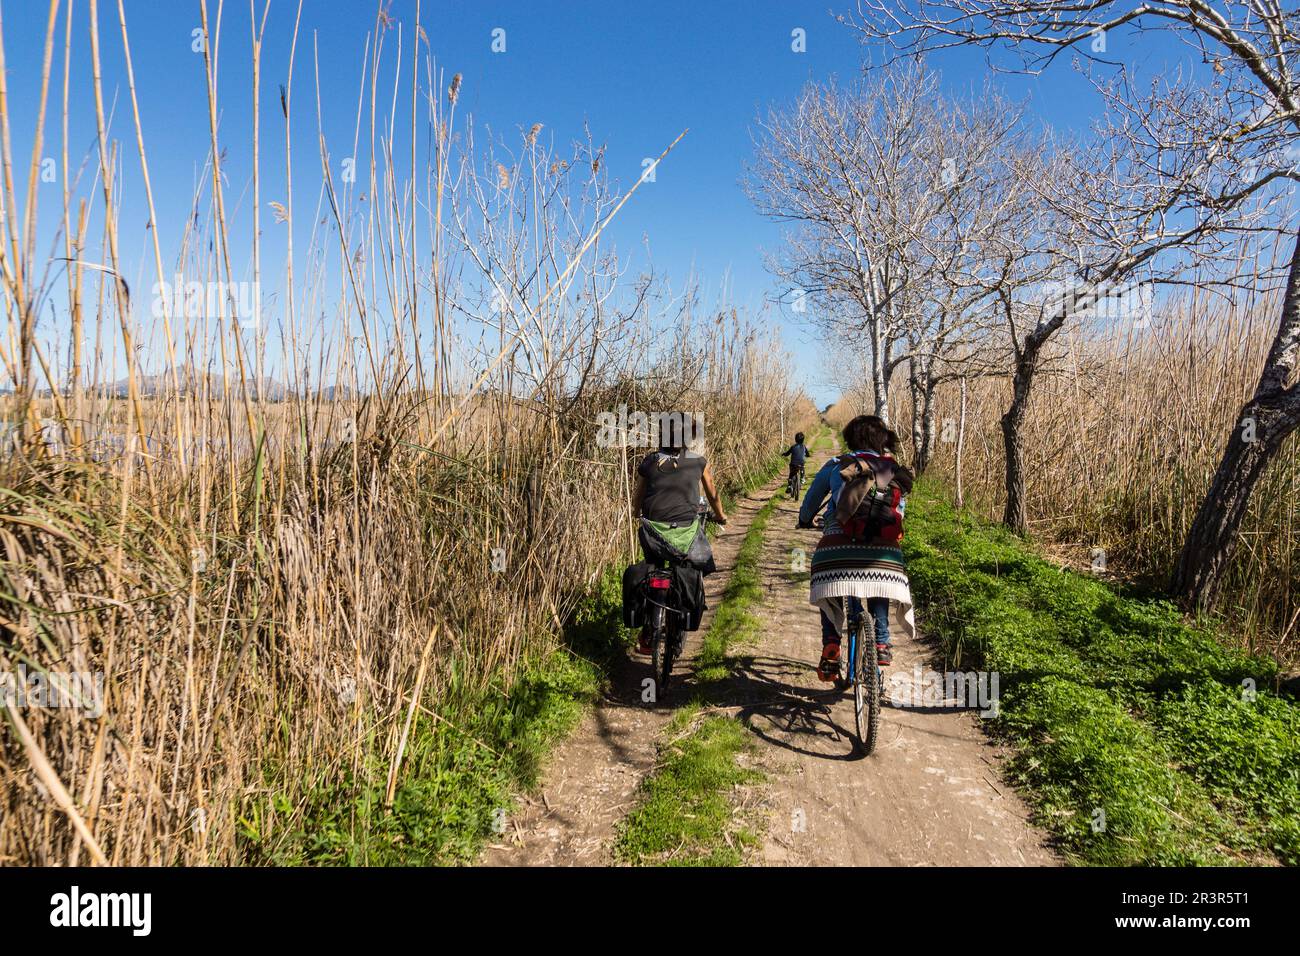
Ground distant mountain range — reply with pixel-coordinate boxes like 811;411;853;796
21;368;355;401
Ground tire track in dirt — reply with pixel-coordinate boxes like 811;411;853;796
710;487;1059;866
478;478;785;866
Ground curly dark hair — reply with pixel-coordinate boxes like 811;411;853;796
843;414;898;454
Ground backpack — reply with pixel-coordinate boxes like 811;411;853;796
833;452;914;543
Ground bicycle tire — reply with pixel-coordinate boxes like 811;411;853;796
853;622;881;755
652;623;673;697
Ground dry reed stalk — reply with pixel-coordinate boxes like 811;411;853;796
0;2;812;867
908;293;1297;663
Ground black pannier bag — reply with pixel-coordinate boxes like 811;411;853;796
672;564;707;631
620;560;707;631
622;561;651;628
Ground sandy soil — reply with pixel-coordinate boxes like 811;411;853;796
479;477;1058;867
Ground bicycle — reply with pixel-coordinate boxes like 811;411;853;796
838;598;882;755
641;510;724;696
786;462;806;500
799;516;882;755
642;567;683;696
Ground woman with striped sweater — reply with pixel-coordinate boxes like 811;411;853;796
797;415;916;681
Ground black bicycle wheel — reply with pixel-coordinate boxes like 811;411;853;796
853;623;880;755
652;623;672;698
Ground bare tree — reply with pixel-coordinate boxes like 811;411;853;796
747;66;947;425
892;82;1044;474
750;65;1049;477
850;1;1296;605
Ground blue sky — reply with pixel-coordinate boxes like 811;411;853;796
1;0;1194;405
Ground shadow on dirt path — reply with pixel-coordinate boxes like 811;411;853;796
700;487;1060;866
477;479;784;866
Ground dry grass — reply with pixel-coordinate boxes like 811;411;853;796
0;3;814;865
902;292;1299;667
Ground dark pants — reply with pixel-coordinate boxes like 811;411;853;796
820;597;890;647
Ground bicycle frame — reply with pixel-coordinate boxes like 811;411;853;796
845;599;862;675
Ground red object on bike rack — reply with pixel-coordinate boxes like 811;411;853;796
648;574;671;590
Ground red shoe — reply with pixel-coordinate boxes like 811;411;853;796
636;629;653;656
876;642;893;666
817;642;841;682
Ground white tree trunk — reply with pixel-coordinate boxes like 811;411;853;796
871;316;890;425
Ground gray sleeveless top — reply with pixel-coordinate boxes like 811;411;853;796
638;450;707;524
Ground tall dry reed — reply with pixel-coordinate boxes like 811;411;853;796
903;292;1298;666
0;2;808;865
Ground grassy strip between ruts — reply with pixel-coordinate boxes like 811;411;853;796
614;703;764;865
694;429;836;680
695;491;784;683
903;481;1300;866
701;421;837;679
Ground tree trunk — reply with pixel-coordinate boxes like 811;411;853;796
909;370;924;465
999;288;1071;534
918;376;937;475
909;371;938;476
871;317;890;425
1002;328;1050;534
1171;231;1300;609
1000;395;1029;534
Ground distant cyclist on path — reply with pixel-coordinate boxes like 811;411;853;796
782;431;809;496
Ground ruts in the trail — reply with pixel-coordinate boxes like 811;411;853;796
479;476;1057;866
478;481;779;866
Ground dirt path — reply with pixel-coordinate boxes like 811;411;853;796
480;473;1057;866
732;491;1058;866
478;479;781;866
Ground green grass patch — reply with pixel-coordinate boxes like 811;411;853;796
696;492;782;682
239;570;631;866
904;481;1299;865
615;704;764;865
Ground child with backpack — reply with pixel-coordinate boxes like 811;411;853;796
796;414;915;681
